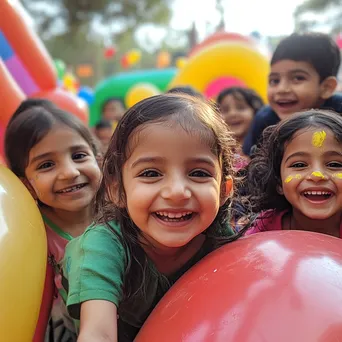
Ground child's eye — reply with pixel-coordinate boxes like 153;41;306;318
290;162;307;168
138;170;161;177
189;170;211;177
268;78;279;86
327;161;342;168
293;75;306;82
37;161;54;170
73;152;88;160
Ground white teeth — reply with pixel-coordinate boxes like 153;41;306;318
303;191;331;196
58;184;85;193
156;211;192;218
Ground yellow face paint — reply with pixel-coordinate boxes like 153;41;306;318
284;174;301;183
312;130;326;148
312;171;325;179
285;175;293;183
333;173;342;179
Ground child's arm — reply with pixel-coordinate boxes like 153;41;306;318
78;300;118;342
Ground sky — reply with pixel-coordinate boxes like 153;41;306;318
137;0;307;51
170;0;305;37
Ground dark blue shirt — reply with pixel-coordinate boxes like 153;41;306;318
242;93;342;156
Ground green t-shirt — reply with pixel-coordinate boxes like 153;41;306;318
62;221;234;341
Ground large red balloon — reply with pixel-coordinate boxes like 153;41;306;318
136;231;342;342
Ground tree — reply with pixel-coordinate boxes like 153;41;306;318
294;0;342;33
22;0;172;40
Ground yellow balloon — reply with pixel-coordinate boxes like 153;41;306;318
125;83;160;108
169;42;270;103
0;166;47;342
127;49;141;65
175;57;187;69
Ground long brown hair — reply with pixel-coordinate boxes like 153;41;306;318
95;94;245;298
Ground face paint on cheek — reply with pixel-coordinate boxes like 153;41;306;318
312;171;325;179
285;174;302;183
312;130;327;148
333;173;342;179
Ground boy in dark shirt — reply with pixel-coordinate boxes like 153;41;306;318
243;32;342;156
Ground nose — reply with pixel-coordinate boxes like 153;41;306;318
308;170;327;182
161;174;191;202
57;160;81;180
277;79;291;93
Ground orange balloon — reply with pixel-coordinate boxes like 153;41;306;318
32;88;89;125
189;31;255;57
0;59;25;127
156;51;171;69
0;0;57;91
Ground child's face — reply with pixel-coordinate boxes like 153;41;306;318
25;125;101;212
121;122;225;250
95;127;113;153
280;127;342;220
268;60;325;120
219;93;254;142
102;100;124;122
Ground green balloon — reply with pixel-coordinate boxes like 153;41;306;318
89;68;177;126
54;59;66;80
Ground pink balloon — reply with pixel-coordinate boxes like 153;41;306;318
136;231;342;342
204;76;246;99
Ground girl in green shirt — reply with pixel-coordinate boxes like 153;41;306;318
62;94;248;341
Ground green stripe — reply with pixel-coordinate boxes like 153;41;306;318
43;214;73;241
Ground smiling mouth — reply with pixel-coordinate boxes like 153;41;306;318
302;190;333;201
56;183;88;194
154;211;194;222
276;100;298;108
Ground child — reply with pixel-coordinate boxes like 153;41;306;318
243;32;342;156
217;87;264;148
94;119;113;154
246;109;342;238
62;94;247;341
4;99;101;341
102;97;125;127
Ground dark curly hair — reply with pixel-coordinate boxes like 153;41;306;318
247;109;342;214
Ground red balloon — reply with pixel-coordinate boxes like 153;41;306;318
121;55;130;69
31;88;89;124
104;46;116;59
136;231;342;342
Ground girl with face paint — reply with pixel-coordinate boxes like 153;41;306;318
245;109;342;238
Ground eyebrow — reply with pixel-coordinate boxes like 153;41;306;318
285;150;342;163
30;144;90;164
131;156;217;169
269;69;310;78
285;152;308;163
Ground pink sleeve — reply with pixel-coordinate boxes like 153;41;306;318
33;262;55;342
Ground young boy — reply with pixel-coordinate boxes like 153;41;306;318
243;32;342;156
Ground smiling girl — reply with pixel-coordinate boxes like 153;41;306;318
5;99;101;341
246;109;342;238
61;94;247;341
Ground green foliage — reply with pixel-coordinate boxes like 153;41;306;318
294;0;342;33
22;0;174;86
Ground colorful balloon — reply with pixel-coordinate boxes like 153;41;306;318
137;231;342;341
125;83;160;108
0;166;47;342
54;59;66;80
169;41;269;103
78;86;94;106
126;48;141;66
90;68;176;126
205;76;247;99
32;88;89;124
175;57;187;69
104;46;116;59
156;51;171;69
